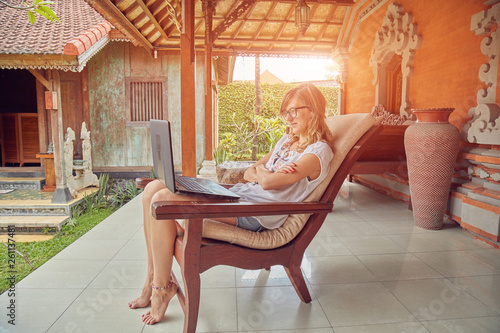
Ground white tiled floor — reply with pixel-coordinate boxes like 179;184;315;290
1;181;499;333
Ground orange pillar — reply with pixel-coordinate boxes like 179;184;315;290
180;0;196;177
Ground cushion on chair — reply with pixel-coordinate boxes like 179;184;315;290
193;113;376;249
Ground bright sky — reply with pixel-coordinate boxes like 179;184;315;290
233;56;338;83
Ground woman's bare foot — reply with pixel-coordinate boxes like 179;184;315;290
129;276;153;309
142;282;178;325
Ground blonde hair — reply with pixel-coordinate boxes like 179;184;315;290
280;83;334;152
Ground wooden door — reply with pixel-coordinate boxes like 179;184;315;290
1;114;19;166
0;113;39;166
19;114;40;163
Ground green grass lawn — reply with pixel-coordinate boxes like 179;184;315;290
0;207;116;294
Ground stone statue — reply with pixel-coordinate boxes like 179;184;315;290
80;122;92;173
65;122;98;197
63;127;75;180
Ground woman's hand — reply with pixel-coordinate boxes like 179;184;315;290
255;154;321;190
243;165;258;183
243;150;274;183
275;162;297;174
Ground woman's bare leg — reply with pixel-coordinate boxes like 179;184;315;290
141;190;238;325
141;188;183;324
129;180;166;309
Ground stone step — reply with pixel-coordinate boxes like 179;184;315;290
0;187;97;234
0;167;44;178
0;215;69;234
0;188;88;217
0;234;54;242
0;177;45;190
0;204;72;216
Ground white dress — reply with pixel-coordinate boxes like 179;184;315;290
229;134;334;229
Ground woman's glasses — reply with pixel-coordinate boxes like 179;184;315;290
281;106;309;119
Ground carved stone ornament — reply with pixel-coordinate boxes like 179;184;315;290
371;104;407;125
462;2;500;145
369;3;422;118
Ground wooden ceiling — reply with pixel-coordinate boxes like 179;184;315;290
87;0;355;57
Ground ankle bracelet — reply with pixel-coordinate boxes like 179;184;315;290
152;281;173;291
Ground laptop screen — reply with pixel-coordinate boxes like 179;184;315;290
150;119;176;193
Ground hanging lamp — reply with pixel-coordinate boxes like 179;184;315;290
295;0;311;36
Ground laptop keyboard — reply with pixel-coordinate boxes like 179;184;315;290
176;176;212;194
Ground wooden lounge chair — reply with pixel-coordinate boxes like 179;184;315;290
137;113;381;333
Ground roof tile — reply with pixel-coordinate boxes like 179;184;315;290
0;0;106;55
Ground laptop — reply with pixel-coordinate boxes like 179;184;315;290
150;119;240;200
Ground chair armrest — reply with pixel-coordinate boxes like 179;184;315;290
136;177;155;189
152;201;333;220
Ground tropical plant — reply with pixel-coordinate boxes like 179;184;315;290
109;180;143;208
256;116;287;153
95;173;113;207
213;145;228;165
80;173;112;215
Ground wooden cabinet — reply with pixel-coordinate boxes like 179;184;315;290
1;113;40;166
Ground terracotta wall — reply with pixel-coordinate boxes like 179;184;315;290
87;42;206;168
346;0;490;131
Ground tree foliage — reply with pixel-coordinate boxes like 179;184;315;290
218;82;339;132
0;0;59;24
216;81;339;161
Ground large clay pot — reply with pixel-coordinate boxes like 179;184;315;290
404;108;460;230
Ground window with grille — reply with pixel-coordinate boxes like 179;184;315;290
126;78;167;124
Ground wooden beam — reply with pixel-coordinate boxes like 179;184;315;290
317;5;338;41
198;16;344;26
27;69;51;90
252;1;278;40
135;0;171;43
154;46;335;58
261;0;354;4
273;3;295;45
87;0;154;52
0;54;78;69
213;0;256;40
211;47;334;57
231;2;258;41
215;37;336;46
181;0;196;177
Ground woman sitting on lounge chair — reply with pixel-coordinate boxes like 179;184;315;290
130;83;335;325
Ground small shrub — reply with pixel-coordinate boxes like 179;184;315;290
109;180;143;208
65;218;77;228
78;173;113;216
71;202;86;218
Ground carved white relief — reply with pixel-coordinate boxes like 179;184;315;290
80;122;92;174
369;3;422;118
64;127;75;180
462;2;500;145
